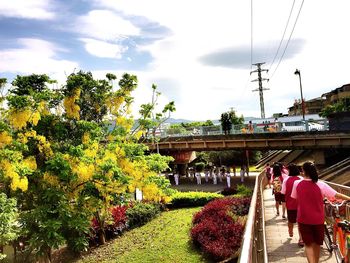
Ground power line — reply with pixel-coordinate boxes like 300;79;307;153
269;0;305;80
268;0;296;72
250;0;253;69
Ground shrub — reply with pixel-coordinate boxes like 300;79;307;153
234;184;253;197
191;197;247;261
169;191;223;208
111;205;128;230
126;202;161;228
221;186;237;196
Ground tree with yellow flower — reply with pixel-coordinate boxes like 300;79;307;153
0;72;174;262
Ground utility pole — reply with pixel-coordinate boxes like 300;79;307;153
251;62;269;118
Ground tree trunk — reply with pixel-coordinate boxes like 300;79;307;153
98;231;106;245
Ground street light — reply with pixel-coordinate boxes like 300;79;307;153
294;69;305;121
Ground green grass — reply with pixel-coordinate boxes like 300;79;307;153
78;207;208;263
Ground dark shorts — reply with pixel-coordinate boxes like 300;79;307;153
287;210;297;223
298;223;324;246
274;192;285;203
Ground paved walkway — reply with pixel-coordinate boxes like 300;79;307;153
264;188;336;263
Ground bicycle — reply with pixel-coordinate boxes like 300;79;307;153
324;199;350;263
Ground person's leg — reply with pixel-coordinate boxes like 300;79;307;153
275;202;280;215
304;244;314;263
282;202;286;218
288;222;293;237
312;243;320;263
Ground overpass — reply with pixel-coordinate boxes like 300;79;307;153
146;131;350;152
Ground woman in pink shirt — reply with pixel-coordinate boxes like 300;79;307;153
291;161;350;263
281;163;303;246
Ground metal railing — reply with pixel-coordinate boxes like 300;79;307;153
238;171;268;263
158;119;328;138
324;181;350;220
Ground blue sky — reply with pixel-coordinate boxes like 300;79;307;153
1;0;350;120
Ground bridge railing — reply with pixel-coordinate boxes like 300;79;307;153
238;171;268;263
324;181;350;220
159;120;328;138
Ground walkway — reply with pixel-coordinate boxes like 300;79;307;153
264;189;336;262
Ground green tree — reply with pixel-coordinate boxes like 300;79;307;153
0;72;175;261
136;84;176;144
0;193;19;260
220;109;244;134
320;98;350;118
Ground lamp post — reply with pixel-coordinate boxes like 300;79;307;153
294;69;305;121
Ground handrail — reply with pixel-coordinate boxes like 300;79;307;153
238;171;268;263
324;181;350;196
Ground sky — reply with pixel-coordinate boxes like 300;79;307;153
1;0;350;121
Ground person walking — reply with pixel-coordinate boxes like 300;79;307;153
226;170;231;188
240;165;245;183
174;171;179;186
281;163;303;246
218;167;223;183
271;163;287;218
264;163;272;188
291;161;350;263
195;171;201;185
204;167;209;183
212;166;217;185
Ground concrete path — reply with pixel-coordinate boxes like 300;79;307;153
264;188;336;262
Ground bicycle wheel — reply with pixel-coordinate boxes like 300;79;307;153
324;225;333;253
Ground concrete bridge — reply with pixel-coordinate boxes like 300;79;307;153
147;131;350;152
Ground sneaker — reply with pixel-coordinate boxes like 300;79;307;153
282;215;286;219
298;240;305;247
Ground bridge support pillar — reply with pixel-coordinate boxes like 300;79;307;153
312;150;325;165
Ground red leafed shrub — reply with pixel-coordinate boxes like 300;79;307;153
110;205;128;228
193;197;251;225
191;197;249;261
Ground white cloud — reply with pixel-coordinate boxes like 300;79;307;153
3;1;350;121
0;38;78;77
80;38;128;58
0;0;55;20
91;0;350;120
75;10;140;41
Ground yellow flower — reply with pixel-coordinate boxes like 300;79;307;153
8;109;32;129
63;88;81;120
23;156;37;170
30;111;41;126
0;131;12;148
43;172;59;186
82;132;90;145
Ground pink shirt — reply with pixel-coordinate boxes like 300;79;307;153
281;176;302;210
291;179;337;224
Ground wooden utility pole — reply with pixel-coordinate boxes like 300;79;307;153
251;62;269;118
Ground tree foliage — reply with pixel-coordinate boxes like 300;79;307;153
320;98;350;118
220;109;244;135
0;72;174;260
0;193;19;260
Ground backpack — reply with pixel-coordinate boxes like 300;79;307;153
273;177;282;193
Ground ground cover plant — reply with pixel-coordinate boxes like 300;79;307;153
191;196;251;261
77;207;207;263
